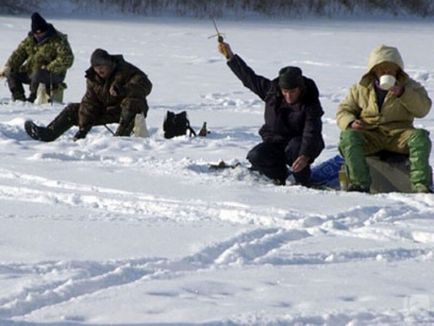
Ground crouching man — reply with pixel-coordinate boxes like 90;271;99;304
25;48;152;141
0;12;73;102
218;41;325;186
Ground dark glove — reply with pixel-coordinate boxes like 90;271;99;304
73;128;89;141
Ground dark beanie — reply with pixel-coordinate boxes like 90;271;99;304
90;48;113;67
31;12;49;33
278;66;304;90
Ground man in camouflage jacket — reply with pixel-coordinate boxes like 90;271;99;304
24;48;152;141
0;12;74;102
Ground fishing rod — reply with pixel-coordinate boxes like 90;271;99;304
209;18;230;58
209;18;225;43
103;124;115;135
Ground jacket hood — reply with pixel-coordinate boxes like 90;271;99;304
360;44;408;86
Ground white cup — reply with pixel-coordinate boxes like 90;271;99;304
379;74;396;91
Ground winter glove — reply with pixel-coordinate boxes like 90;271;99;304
73;128;89;141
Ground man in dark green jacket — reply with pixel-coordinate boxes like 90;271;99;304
24;48;152;141
0;12;74;102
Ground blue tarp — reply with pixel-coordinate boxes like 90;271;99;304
310;155;344;189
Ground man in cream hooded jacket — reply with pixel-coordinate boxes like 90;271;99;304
336;44;432;193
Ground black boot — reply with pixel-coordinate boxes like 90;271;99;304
12;91;26;102
27;93;37;103
25;121;52;141
25;104;78;142
293;166;312;187
7;72;27;101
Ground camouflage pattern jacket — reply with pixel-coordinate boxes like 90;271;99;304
6;24;74;76
79;55;152;136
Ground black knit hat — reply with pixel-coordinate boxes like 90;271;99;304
90;48;113;67
31;12;49;33
278;66;304;90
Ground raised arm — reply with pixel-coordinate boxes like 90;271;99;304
218;42;272;100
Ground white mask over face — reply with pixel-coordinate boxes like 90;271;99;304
378;74;396;91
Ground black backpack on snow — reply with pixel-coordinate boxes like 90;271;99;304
163;111;196;139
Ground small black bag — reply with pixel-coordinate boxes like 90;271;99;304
163;111;196;139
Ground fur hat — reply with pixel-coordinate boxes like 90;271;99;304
278;66;304;90
31;12;49;33
90;48;113;67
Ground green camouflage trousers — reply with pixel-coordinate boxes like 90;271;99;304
339;127;432;192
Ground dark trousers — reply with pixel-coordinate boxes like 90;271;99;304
247;137;311;185
35;103;123;142
7;69;65;101
54;103;122;128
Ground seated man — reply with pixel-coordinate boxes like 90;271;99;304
336;44;432;193
218;41;325;186
0;12;74;102
25;48;152;141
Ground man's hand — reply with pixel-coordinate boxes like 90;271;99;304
350;119;364;130
109;85;118;97
0;66;10;78
109;84;124;97
291;155;309;173
73;128;89;141
218;42;234;60
389;85;404;97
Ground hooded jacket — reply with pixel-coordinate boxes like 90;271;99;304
78;55;152;132
336;45;431;131
6;24;74;76
227;55;324;160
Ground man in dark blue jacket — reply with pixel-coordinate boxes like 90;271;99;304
218;42;325;186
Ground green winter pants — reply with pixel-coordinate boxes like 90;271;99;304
339;128;432;191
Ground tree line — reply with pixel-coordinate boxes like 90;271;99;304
1;0;433;17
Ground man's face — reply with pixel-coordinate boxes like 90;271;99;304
93;65;113;79
33;30;47;41
372;62;400;78
33;30;45;36
281;87;302;105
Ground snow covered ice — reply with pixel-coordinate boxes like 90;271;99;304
1;15;434;325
